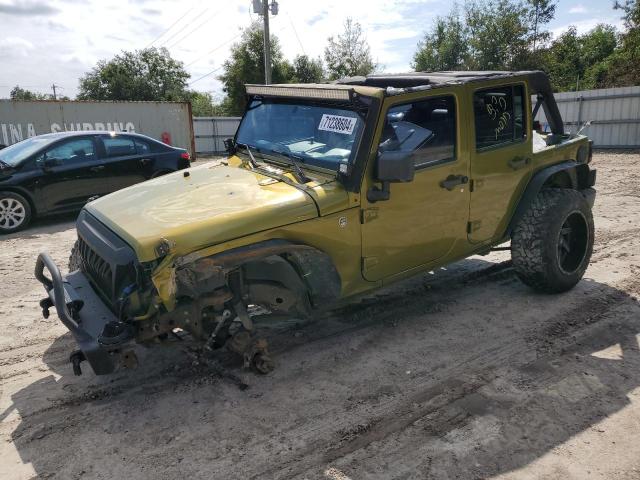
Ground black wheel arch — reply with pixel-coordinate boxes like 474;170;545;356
0;187;37;216
174;239;342;315
506;161;596;238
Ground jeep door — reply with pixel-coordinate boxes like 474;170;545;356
37;136;109;213
360;92;471;282
468;82;533;243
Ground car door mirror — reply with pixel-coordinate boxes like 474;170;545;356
368;151;415;203
376;150;415;183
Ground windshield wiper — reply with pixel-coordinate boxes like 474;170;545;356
267;149;310;183
236;142;259;169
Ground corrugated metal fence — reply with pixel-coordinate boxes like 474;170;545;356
193;117;241;155
534;86;640;148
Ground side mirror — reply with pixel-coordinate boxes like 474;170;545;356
368;151;415;202
224;138;236;155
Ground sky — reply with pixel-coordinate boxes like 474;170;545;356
0;0;627;100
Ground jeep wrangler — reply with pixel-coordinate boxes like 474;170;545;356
35;71;596;376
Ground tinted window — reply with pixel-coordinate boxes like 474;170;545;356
45;139;96;166
379;96;456;168
135;139;152;155
103;137;136;157
474;85;525;149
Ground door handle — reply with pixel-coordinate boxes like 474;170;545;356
140;158;152;166
89;165;105;172
440;174;469;191
508;156;531;170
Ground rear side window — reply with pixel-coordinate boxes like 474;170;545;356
474;85;525;150
135;139;152;155
103;137;136;157
379;96;456;168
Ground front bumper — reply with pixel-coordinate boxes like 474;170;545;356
35;252;123;375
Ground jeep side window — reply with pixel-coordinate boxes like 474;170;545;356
474;85;525;150
380;96;456;168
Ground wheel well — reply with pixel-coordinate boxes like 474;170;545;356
173;240;342;317
543;170;575;189
151;169;174;178
0;188;37;216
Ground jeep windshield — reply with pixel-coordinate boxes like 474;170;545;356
235;99;365;171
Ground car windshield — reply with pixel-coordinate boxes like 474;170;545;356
235;100;365;171
0;136;56;166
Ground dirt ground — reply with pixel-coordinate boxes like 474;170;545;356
1;151;640;480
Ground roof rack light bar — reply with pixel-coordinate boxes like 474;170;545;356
246;85;352;101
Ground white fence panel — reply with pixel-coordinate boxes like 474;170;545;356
534;86;640;148
193;117;241;154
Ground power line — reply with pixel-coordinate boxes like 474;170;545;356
156;6;209;48
286;12;306;56
164;8;223;50
189;65;224;85
144;2;202;49
185;32;243;67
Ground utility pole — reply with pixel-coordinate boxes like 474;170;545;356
51;84;58;100
253;0;278;85
262;0;271;84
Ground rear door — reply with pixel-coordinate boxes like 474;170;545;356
468;82;533;243
99;134;148;191
38;136;108;212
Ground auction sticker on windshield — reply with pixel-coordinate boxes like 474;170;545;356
318;114;357;135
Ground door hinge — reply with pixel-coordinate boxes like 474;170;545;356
360;208;379;224
467;220;482;234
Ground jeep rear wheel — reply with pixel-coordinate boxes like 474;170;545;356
511;188;594;293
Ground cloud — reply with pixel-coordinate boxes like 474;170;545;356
568;5;587;14
0;0;59;16
0;36;35;57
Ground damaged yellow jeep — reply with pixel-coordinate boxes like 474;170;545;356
35;71;596;376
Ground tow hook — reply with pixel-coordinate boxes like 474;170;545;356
70;350;86;376
39;297;53;319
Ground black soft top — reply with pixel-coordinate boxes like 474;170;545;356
336;70;565;136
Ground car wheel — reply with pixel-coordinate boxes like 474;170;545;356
511;188;594;293
0;192;32;234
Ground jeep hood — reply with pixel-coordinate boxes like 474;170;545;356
85;161;348;262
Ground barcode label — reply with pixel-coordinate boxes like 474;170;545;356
318;114;357;135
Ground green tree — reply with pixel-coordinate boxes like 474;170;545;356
600;0;640;86
291;55;324;83
465;0;531;70
187;91;226;117
541;24;618;91
78;47;190;101
218;22;294;115
10;86;48;100
413;8;468;71
324;18;376;80
528;0;557;51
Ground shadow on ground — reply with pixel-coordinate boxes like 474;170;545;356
2;259;639;479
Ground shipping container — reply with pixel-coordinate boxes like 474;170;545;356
0;100;196;156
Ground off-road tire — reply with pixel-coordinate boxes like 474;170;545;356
0;191;32;234
68;240;83;272
511;188;594;293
